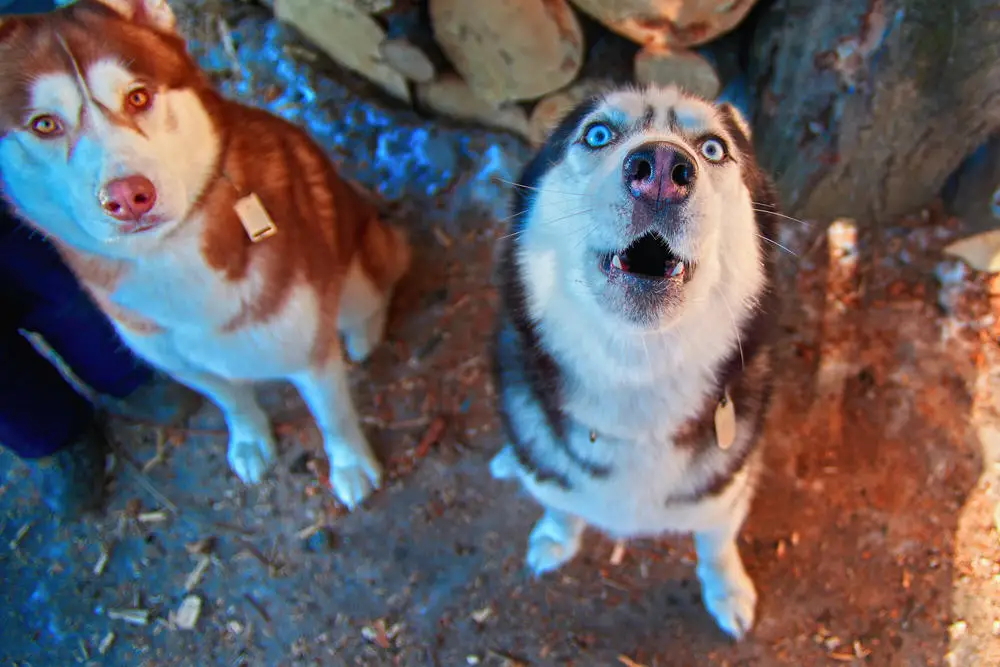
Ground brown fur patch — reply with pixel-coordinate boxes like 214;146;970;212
193;99;410;365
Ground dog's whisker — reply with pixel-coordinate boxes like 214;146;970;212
714;285;745;371
494;177;589;198
751;207;811;227
498;199;591;226
538;208;595;228
755;233;798;257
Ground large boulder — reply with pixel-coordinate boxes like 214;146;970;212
429;0;585;104
568;0;760;48
274;0;410;102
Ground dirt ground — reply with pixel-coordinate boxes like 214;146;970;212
3;200;1000;667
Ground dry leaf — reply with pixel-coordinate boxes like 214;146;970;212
944;230;1000;273
175;595;202;631
470;606;492;624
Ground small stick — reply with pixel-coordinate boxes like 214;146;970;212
112;445;179;514
243;594;271;624
8;521;34;550
414;417;446;458
98;632;116;655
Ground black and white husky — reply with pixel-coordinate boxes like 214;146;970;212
490;85;781;640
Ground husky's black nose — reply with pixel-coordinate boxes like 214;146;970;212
623;142;696;204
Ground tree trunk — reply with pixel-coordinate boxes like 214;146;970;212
748;0;1000;222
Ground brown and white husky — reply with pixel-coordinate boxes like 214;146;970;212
0;0;411;510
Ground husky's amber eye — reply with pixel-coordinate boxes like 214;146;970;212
29;115;63;138
125;86;154;113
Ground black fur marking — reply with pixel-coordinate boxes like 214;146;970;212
666;108;680;132
492;94;613;486
641;105;655;130
492;238;612;484
665;104;782;505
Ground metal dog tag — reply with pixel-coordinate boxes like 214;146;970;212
714;391;736;450
234;192;278;243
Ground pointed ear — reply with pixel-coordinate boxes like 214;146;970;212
717;101;752;144
91;0;176;33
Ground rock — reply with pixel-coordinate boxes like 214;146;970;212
429;0;584;104
274;0;410;102
634;45;721;100
568;0;760;48
260;0;395;11
357;0;395;12
379;38;436;83
529;79;613;146
382;1;451;75
943;231;1000;273
417;75;531;139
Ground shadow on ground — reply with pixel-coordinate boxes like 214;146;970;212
2;204;998;666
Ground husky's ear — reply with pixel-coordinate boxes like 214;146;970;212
717;102;752;144
91;0;176;33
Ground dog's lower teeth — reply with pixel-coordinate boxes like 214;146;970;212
611;254;624;270
670;262;685;277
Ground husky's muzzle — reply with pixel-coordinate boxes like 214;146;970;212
593;141;698;327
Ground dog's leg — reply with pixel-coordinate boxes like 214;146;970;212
292;359;382;510
489;444;520;480
170;370;276;484
337;256;393;364
526;507;586;576
693;491;757;640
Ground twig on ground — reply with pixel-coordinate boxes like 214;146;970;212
112;444;180;514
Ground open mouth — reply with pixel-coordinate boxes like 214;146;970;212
599;232;692;282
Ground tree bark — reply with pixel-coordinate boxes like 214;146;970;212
748;0;1000;222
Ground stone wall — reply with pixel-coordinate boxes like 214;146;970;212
266;0;761;146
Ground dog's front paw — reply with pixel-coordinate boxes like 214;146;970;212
526;511;584;576
227;428;277;484
344;330;376;364
697;560;758;640
328;453;383;510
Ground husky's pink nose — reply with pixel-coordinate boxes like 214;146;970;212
623;142;696;204
99;176;157;221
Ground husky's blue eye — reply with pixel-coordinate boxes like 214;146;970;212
583;123;614;149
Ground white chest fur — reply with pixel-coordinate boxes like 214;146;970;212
103;220;320;380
